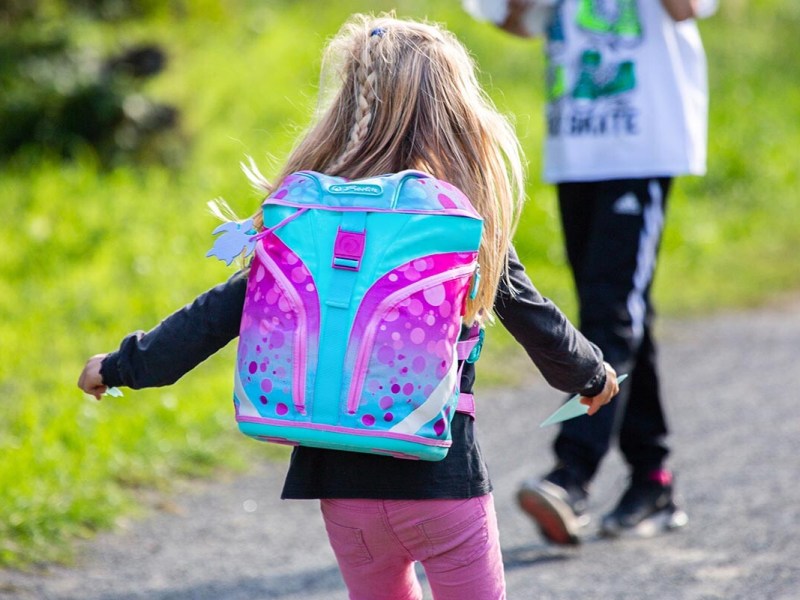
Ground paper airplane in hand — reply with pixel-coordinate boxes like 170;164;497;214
540;374;628;428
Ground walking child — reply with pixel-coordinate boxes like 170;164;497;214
78;14;619;600
489;0;716;544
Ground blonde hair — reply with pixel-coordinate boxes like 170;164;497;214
244;13;526;323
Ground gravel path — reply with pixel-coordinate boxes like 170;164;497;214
3;299;799;599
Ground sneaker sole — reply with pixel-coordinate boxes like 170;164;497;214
601;507;688;539
517;482;588;546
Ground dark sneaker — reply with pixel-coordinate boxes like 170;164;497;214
517;467;590;545
600;470;688;538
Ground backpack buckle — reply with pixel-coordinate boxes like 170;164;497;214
332;228;366;271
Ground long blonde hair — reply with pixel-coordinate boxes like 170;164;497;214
244;13;526;322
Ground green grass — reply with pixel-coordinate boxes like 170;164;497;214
2;0;799;568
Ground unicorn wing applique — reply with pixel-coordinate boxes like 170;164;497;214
206;218;257;266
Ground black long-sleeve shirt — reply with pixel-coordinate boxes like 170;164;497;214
101;246;605;499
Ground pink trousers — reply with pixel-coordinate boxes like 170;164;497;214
320;494;505;600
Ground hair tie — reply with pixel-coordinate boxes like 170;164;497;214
370;27;385;38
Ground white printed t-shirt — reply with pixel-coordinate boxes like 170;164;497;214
543;0;711;183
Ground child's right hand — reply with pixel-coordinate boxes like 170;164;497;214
77;354;109;400
580;362;620;416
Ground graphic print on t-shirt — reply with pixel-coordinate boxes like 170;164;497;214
547;0;644;139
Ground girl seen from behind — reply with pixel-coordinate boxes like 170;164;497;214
78;14;619;600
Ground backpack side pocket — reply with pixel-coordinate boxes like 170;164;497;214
342;252;478;443
235;233;321;424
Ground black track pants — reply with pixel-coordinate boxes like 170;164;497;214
553;178;672;483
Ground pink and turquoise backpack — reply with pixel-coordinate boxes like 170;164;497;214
208;170;483;460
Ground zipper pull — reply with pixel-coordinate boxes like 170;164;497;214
206;218;257;266
469;263;481;300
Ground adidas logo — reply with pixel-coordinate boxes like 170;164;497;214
612;192;641;215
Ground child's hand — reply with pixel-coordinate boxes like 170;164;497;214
580;362;620;416
77;354;109;400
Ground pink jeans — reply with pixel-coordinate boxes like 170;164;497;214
320;494;505;600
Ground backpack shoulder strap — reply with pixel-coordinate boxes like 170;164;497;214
455;324;484;418
456;324;484;363
456;393;476;418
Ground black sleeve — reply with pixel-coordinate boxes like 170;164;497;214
100;269;248;389
494;245;606;397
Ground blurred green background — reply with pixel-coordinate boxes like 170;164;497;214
1;0;798;568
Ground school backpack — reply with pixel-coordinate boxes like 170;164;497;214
208;170;483;460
